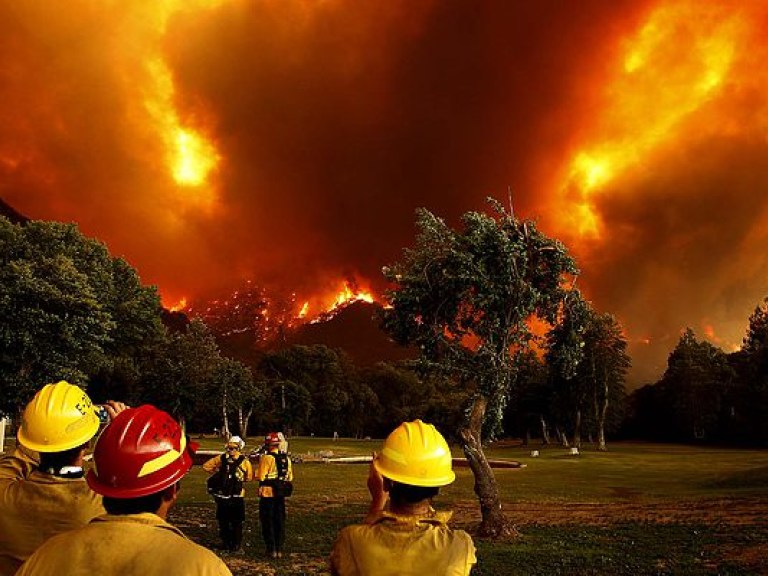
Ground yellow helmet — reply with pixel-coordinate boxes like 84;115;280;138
374;420;456;487
17;381;101;452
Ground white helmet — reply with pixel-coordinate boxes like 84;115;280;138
226;436;245;450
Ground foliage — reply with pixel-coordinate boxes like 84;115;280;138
212;357;263;438
624;328;736;443
381;198;579;437
0;217;163;413
735;298;768;444
141;319;221;424
381;198;579;535
547;296;629;448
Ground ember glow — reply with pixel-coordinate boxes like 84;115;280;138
3;0;768;384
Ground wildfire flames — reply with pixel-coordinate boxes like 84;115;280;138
179;278;379;342
3;1;768;383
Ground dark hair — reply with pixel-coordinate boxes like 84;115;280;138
102;492;165;515
39;443;86;473
389;481;440;504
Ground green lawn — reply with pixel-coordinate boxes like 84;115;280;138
173;438;768;575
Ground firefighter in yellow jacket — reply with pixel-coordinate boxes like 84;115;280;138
0;381;122;576
202;436;254;552
329;420;477;576
256;432;293;559
15;405;232;576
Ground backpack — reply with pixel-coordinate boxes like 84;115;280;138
207;454;245;498
260;452;294;498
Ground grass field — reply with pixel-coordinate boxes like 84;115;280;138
171;437;768;575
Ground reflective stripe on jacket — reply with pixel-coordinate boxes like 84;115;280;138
15;513;232;576
202;452;254;498
329;509;477;576
0;449;104;576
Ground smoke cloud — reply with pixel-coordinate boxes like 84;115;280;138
2;0;767;384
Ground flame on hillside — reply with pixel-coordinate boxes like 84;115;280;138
176;277;379;343
169;297;187;312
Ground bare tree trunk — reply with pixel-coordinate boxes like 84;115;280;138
459;395;518;538
221;387;230;439
574;409;582;448
597;378;609;451
556;426;569;447
238;406;254;439
540;415;550;445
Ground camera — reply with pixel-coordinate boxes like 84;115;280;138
96;405;110;424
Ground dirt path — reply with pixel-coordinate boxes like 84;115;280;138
452;497;768;529
173;497;768;575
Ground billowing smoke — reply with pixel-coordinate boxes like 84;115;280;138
2;0;767;384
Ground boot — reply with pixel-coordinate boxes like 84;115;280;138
231;523;243;552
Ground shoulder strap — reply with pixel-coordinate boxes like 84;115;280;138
275;453;288;479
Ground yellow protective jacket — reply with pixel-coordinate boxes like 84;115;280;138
15;512;232;576
255;449;293;498
329;509;477;576
202;452;254;498
0;449;104;576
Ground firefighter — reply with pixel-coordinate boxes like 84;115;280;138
329;420;477;575
256;432;293;559
202;435;254;553
0;381;124;575
15;404;231;576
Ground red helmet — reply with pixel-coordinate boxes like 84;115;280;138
87;405;197;498
265;432;281;445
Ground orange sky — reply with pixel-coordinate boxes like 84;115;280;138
2;0;768;385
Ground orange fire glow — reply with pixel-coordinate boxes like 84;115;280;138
329;282;375;309
556;2;744;239
143;57;220;199
169;297;188;312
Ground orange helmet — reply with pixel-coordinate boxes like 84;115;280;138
87;405;197;498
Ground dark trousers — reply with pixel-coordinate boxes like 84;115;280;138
215;497;245;551
259;496;286;553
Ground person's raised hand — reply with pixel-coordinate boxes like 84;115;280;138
102;400;128;421
365;451;388;522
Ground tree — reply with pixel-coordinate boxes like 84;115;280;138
214;358;264;439
141;319;222;427
0;217;163;413
259;345;358;436
546;293;590;448
581;312;629;450
734;298;768;444
381;199;578;537
502;351;550;445
547;296;629;450
661;328;733;441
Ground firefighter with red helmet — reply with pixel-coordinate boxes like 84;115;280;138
15;405;232;576
256;431;293;559
329;420;476;575
0;381;123;575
